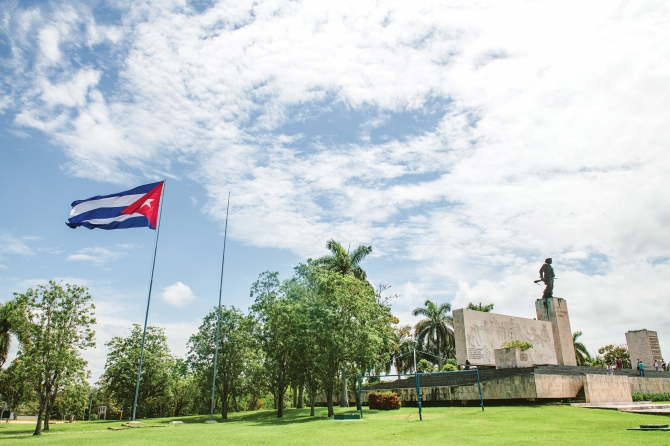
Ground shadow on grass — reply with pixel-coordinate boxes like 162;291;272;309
166;408;364;426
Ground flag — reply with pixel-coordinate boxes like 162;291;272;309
66;181;164;230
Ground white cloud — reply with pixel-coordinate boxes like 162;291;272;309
2;0;670;354
67;246;126;263
161;282;195;307
0;232;34;257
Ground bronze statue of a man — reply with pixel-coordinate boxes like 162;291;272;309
538;258;555;299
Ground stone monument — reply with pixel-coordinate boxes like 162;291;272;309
626;329;663;370
535;297;576;366
453;308;558;367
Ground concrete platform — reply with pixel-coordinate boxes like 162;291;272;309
577;403;670;416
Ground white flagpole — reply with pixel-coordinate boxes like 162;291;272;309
207;192;231;423
132;181;166;422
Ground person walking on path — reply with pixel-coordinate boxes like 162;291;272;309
616;358;623;370
655;360;659;372
662;359;666;372
607;364;614;375
638;360;646;377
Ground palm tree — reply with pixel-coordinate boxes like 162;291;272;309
391;325;415;375
467;302;494;312
573;331;591;366
315;239;372;281
412;300;454;371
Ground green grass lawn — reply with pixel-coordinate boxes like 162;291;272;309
1;405;669;445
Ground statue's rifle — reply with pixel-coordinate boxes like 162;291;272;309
534;278;557;285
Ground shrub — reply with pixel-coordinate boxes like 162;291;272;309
368;391;401;410
632;393;670;402
416;359;435;373
501;340;533;351
441;361;458;372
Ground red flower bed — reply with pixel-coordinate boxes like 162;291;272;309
368;391;401;410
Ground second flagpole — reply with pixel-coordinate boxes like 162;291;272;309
207;192;231;423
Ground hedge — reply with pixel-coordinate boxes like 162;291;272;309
368;391;401;410
632;393;670;402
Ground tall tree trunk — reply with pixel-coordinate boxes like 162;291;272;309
437;335;443;370
352;378;360;410
44;391;56;431
232;392;239;412
33;394;46;436
340;370;348;407
326;385;334;417
309;389;316;416
292;385;297;408
298;384;304;409
221;389;228;420
277;387;285;418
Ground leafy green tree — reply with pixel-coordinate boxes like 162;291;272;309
56;371;90;422
467;302;494;312
315;239;373;407
0;360;28;420
0;301;16;370
412;300;454;370
171;358;198;417
282;273;322;416
598;344;631;368
250;272;294;418
311;269;391;417
572;331;591;366
12;282;95;435
100;324;175;419
187;306;258;419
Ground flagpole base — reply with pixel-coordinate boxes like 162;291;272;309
204;419;218;424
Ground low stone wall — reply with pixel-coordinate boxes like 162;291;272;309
629;377;670;394
320;369;670;406
535;374;583;399
583;374;632;403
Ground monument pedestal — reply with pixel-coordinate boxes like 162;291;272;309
535;297;577;366
626;329;663;370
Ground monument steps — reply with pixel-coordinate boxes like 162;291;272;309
573;386;586;403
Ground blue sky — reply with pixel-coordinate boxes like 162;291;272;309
2;0;670;379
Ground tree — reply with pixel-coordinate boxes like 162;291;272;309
171;358;197;417
315;239;373;282
56;372;90;422
187;306;258;419
311;269;391;417
467;302;494;312
391;325;415;375
0;360;28;420
0;301;15;370
412;300;454;370
315;239;373;407
250;272;294;418
597;344;631;368
572;331;591;366
100;325;175;419
12;282;96;435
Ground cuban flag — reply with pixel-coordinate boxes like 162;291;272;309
67;181;164;230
